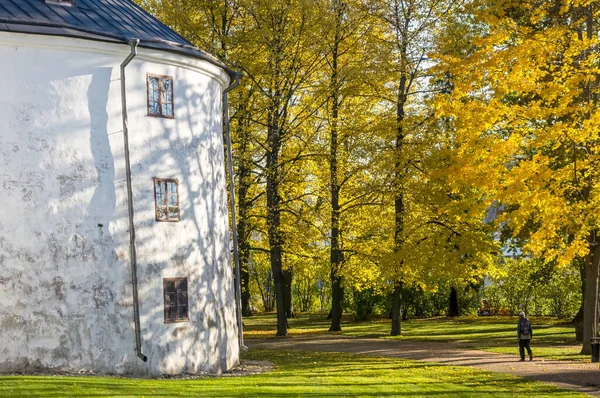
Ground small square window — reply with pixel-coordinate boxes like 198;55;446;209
147;74;174;118
154;178;180;222
164;278;189;323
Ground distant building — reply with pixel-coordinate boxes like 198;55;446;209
0;0;239;376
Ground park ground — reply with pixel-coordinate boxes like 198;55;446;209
244;314;588;361
0;315;596;397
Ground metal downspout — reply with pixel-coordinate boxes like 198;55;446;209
223;72;246;350
120;38;148;363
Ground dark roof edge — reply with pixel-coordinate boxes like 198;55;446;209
0;17;237;80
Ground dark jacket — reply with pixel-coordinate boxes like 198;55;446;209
517;318;532;340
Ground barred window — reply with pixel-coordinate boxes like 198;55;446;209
147;74;174;118
164;278;188;323
154;178;180;222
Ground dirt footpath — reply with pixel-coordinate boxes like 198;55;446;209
247;335;600;397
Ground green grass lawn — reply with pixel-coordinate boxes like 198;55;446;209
0;349;584;397
243;314;587;361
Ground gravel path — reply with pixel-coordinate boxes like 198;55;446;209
247;335;600;397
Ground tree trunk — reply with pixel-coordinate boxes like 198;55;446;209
268;207;286;337
328;0;345;333
283;268;295;318
329;277;344;331
449;287;459;317
574;257;585;342
266;105;287;335
579;6;597;355
402;301;409;321
391;61;408;336
237;124;252;317
573;304;584;343
240;260;251;316
273;267;287;336
391;282;402;336
581;239;600;354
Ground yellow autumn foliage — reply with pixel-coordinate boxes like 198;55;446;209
435;0;600;267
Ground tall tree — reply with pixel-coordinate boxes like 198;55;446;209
328;0;346;333
319;0;381;332
242;0;327;335
374;0;461;336
435;0;600;354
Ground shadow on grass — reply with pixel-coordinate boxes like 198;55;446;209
244;313;584;367
0;349;583;397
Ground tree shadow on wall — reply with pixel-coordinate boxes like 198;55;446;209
130;69;236;374
0;54;237;376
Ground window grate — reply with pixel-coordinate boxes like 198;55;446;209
153;178;180;222
147;74;174;118
164;278;189;323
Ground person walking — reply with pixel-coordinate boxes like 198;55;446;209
517;311;533;361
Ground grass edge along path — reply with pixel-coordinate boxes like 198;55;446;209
0;349;585;397
248;336;600;397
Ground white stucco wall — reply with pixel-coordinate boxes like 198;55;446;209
0;32;238;376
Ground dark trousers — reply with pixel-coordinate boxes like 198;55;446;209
519;339;532;359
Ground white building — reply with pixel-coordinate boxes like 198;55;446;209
0;0;240;376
